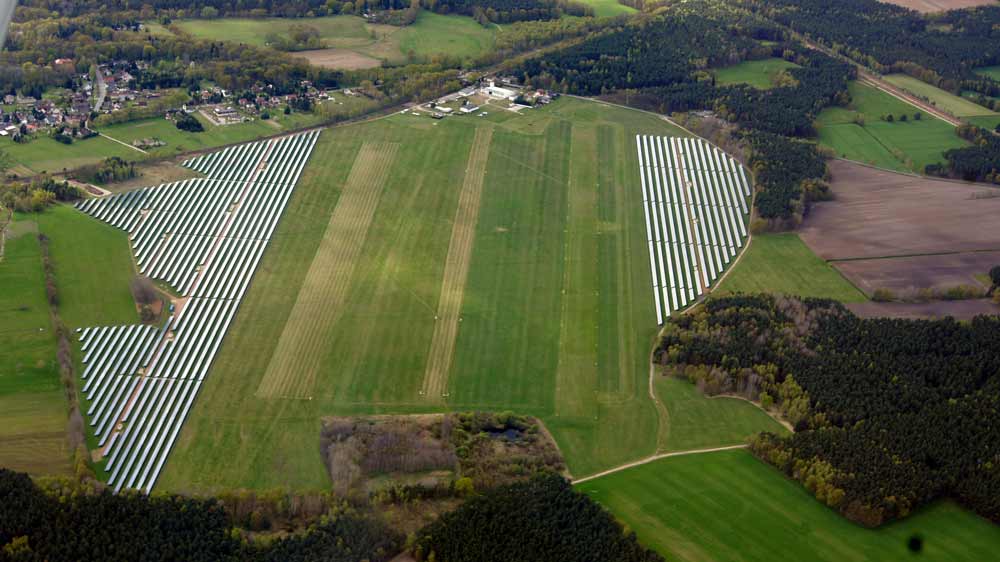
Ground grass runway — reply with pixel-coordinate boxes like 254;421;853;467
159;98;711;490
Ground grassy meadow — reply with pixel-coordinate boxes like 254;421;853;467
717;233;866;302
656;376;788;452
713;58;801;90
578;0;638;17
577;449;1000;562
816;81;967;173
168;11;496;67
884;74;1000;118
0;205;137;475
156;98;720;492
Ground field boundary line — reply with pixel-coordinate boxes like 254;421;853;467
572;444;748;484
827;247;1000;263
420;127;494;400
257;141;399;400
100;132;148;154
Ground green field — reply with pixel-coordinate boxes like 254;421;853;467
578;0;638;17
34;205;138;329
2;135;137;176
974;65;1000;82
98;109;332;160
3;106;343;178
577;449;1000;562
816;81;967;173
713;58;801;90
0;205;138;476
169;11;496;66
717;233;866;302
0;214;68;476
884;74;1000;118
154;98;707;492
656;376;788;452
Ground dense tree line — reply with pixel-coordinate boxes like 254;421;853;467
514;4;851;225
0;177;81;212
17;0;587;24
412;474;664;562
744;132;828;225
0;469;402;562
1;13;342;96
740;0;1000;83
927;124;1000;183
654;294;1000;527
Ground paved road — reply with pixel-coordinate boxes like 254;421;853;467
93;68;107;112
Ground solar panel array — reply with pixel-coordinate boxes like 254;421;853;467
636;135;751;324
74;130;320;492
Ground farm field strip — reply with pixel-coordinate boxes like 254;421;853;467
73;130;320;493
256;141;399;400
421;127;494;401
636;135;750;323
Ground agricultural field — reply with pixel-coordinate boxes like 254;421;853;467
166;11;496;68
655;376;788;452
578;0;638;17
576;448;1000;562
33;206;138;330
974;65;1000;82
816;81;967;173
799;160;1000;313
0;215;69;476
1;134;136;176
716;233;866;302
0;205;137;476
713;58;801;90
884;74;1000;118
98;110;331;160
152;97;734;493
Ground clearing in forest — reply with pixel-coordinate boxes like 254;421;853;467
712;58;801;90
258;141;399;400
815;81;966;173
421;127;493;401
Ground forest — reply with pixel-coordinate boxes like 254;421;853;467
654;294;1000;527
412;474;665;562
0;469;401;562
514;3;851;226
16;0;588;24
927;124;1000;183
740;0;1000;84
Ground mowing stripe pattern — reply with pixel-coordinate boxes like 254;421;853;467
257;141;399;400
421;127;493;400
636;136;750;324
72;131;320;493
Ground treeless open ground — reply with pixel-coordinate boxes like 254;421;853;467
799;160;1000;312
834;251;1000;294
296;49;382;70
801;160;1000;260
847;300;999;320
878;0;996;13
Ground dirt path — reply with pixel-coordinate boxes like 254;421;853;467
100;132;148;154
572;444;748;484
421;128;493;401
